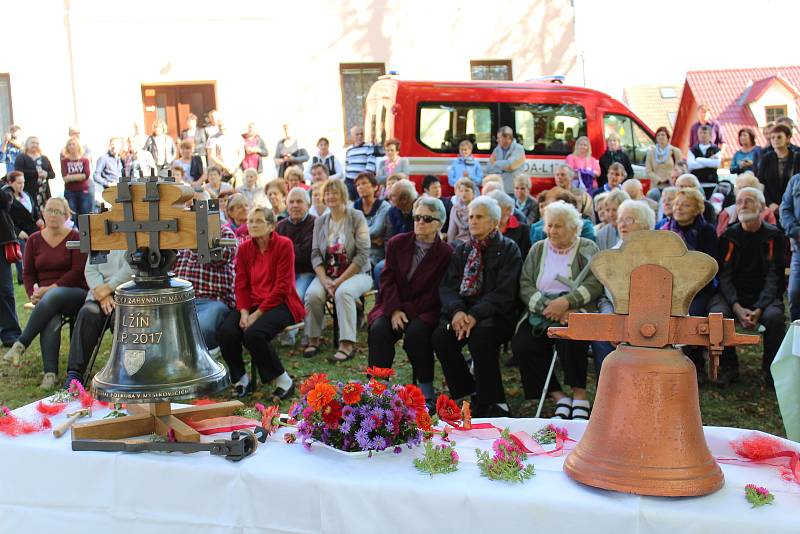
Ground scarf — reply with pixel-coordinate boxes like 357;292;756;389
666;217;700;250
654;144;672;165
459;230;499;297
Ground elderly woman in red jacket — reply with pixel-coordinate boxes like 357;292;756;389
218;206;305;399
367;196;453;408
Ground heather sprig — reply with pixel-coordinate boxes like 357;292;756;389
476;429;535;483
745;484;774;508
414;440;459;477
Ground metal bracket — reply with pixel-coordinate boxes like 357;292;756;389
105;220;178;233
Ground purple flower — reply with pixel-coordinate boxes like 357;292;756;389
393;446;402;454
361;417;376;432
341;405;354;419
289;403;302;418
385;420;394;433
302;439;312;451
355;428;370;449
374;436;387;451
340;421;351;434
302;406;314;420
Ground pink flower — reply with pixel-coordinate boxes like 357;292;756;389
450;449;460;463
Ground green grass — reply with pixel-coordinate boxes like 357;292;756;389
0;279;786;437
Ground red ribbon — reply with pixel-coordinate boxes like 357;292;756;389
442;422;575;456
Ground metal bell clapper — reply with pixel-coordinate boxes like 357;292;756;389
548;231;759;497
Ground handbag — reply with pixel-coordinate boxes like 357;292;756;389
4;241;22;263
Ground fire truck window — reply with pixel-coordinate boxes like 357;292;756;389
604;114;654;165
418;104;493;152
507;103;586;155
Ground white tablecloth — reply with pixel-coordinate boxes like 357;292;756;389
1;400;799;534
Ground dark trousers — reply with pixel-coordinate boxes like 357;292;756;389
344;178;357;201
219;304;293;384
368;316;436;383
0;256;20;345
432;318;514;405
66;301;112;376
513;321;590;399
19;286;86;373
708;293;785;372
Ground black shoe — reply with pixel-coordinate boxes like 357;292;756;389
762;370;774;389
1;338;19;348
272;381;295;401
483;403;512;418
234;381;253;398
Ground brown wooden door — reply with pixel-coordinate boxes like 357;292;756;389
142;84;216;140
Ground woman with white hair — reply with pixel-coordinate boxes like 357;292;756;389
595;189;630;250
592;199;655;372
716;172;776;236
432;196;522;418
511;200;602;420
368;196;453;410
487;189;531;258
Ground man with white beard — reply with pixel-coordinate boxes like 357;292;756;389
708;187;785;388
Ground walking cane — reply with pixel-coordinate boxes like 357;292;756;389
82;312;112;386
535;348;558;418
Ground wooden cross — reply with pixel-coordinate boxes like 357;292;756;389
549;231;760;380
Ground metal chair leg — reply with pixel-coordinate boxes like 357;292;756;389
535;348;558;418
82;312;112;386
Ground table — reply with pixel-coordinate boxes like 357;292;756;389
1;399;799;534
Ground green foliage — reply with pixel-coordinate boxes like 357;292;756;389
414;440;459;477
476;429;535;483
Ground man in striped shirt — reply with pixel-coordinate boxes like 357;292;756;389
345;126;383;200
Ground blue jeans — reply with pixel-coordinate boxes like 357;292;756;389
195;299;231;350
295;272;315;301
790;247;800;321
372;260;385;291
0;257;20;345
64;190;92;227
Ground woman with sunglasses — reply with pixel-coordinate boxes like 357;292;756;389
367;196;453;410
3;197;88;389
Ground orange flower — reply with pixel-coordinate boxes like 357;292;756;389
300;373;329;396
368;378;387;395
398;384;426;412
307;382;337;411
342;382;364;405
416;410;433;431
260;405;281;435
365;366;395;379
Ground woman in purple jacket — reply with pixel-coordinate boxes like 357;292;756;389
367;196;453;408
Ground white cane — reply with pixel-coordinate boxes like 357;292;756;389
536;348;558;418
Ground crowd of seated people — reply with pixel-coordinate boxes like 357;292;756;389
2;114;799;420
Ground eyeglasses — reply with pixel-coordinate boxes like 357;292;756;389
413;214;440;223
617;216;639;227
45;208;66;216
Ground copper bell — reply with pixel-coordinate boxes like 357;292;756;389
549;231;759;497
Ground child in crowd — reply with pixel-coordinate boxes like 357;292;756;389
171;164;187;185
447;138;483;188
513;174;537;224
446;177;476;243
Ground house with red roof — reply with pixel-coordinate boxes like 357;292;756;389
672;66;800;165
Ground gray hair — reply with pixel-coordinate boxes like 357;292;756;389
737;186;766;207
486;190;515;211
469;195;502;223
226;193;249;212
618;199;655;230
734;171;763;192
661;186;678;200
605;189;630;208
497;126;514;137
392;179;418;201
556;163;575;178
544;200;582;240
621;178;643;195
676;173;702;190
287;186;310;205
414;196;447;224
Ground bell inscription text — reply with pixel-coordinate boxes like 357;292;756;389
119;311;163;345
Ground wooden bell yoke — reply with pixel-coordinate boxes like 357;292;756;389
548;231;759;497
68;174;242;443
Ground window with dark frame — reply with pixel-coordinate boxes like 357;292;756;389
470;60;513;81
340;63;385;140
765;105;788;124
0;74;13;136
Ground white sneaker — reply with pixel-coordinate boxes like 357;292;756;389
40;372;57;390
3;341;25;366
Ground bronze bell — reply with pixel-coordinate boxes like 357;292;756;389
91;276;228;403
549;231;759;497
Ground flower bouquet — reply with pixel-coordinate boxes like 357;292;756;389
287;367;429;456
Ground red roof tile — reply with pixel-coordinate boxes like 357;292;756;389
680;66;800;160
741;75;799;105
